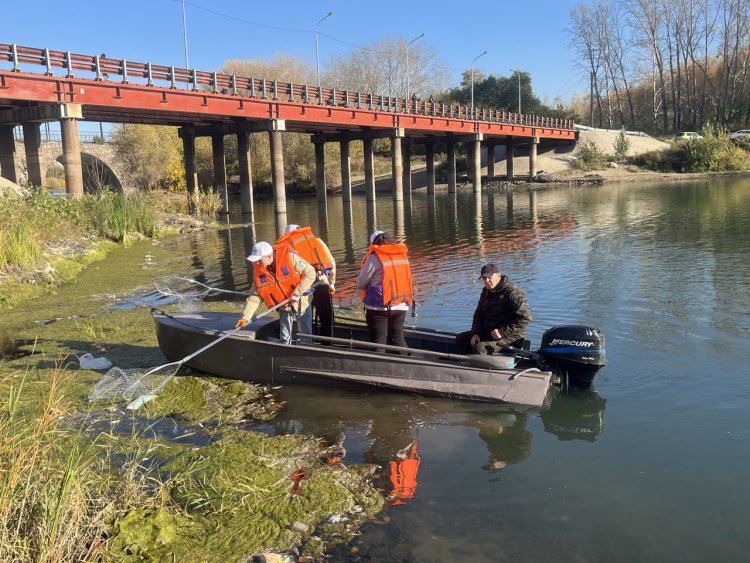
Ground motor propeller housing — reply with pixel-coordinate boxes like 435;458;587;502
538;325;606;386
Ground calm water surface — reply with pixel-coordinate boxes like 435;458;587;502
162;180;750;562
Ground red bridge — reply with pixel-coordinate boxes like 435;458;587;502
0;43;576;214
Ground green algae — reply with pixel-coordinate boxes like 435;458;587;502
1;231;388;561
143;376;285;424
110;508;189;561
155;428;384;561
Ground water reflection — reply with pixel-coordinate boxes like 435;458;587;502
366;199;377;235
541;387;606;442
393;199;405;241
384;441;420;505
317;201;329;242
342;200;356;263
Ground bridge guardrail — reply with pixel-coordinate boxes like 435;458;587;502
0;43;574;131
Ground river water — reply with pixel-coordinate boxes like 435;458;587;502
157;179;750;562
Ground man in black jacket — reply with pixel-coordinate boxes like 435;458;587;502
456;263;532;355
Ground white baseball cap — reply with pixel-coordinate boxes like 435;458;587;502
247;241;273;262
369;230;385;245
284;224;300;234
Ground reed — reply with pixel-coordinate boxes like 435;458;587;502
0;190;158;269
0;366;164;561
188;189;223;220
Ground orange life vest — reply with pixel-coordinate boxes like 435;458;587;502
252;243;302;307
360;243;414;307
275;226;333;275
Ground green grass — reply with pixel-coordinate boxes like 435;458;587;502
0;190;159;271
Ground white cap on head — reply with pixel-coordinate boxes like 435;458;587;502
370;230;385;245
246;241;273;262
284;224;300;234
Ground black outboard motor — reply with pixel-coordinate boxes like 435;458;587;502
538;325;606;386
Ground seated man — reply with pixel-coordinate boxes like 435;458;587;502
456;263;532;355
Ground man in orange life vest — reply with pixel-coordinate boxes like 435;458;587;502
234;240;316;345
356;230;414;351
275;224;336;340
387;441;420;505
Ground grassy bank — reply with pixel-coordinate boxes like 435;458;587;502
0;234;385;561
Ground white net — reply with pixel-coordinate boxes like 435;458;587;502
87;364;177;402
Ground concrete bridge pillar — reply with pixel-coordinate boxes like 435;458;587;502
471;136;482;192
340;139;351;203
22;123;44;187
0;125;18;184
364;137;375;202
313;135;326;203
237;132;254;216
212;133;228;214
486;141;496;179
60;113;84;198
391;129;404;201
402;137;411;193
529;137;539;180
181;131;198;213
506;141;515;180
425;142;435;195
269;120;287;216
447;141;456;194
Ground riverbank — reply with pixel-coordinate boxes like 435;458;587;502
0;234;386;561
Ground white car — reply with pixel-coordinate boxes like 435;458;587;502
730;130;750;139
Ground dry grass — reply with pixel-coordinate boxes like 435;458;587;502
0;365;165;562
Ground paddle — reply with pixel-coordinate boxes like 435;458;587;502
124;296;294;409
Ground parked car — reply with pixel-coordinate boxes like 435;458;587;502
674;131;702;140
729;130;750;139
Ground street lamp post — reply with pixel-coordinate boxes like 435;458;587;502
315;10;334;102
181;0;189;68
405;32;425;103
510;69;521;114
470;50;488;113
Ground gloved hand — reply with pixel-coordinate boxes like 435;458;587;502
329;285;336;295
234;318;248;329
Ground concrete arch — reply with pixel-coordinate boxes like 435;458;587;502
14;139;129;193
51;152;123;194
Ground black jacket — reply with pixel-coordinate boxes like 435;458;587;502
471;275;532;343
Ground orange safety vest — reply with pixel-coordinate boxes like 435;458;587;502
275;226;333;275
252;244;302;307
360;243;414;307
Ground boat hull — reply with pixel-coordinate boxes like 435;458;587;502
152;310;552;407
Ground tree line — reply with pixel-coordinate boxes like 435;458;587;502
567;0;750;134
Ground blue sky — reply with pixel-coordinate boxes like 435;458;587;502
5;0;585;103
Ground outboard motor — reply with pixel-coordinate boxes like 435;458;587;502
538;325;606;386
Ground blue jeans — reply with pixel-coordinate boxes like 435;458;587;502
279;304;311;345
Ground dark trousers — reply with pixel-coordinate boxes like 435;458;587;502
366;309;407;352
312;284;334;338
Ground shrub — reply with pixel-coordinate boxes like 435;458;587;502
613;128;631;161
573;141;607;170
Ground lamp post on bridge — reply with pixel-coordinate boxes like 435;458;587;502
470;50;487;113
405;32;425;102
510;68;521;114
181;0;189;68
315;10;334;102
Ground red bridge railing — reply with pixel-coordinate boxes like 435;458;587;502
0;43;575;130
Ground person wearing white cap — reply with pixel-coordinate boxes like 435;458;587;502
276;224;337;340
234;240;316;345
356;230;414;352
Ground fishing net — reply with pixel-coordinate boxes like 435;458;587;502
152;276;248;310
87;364;177;403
